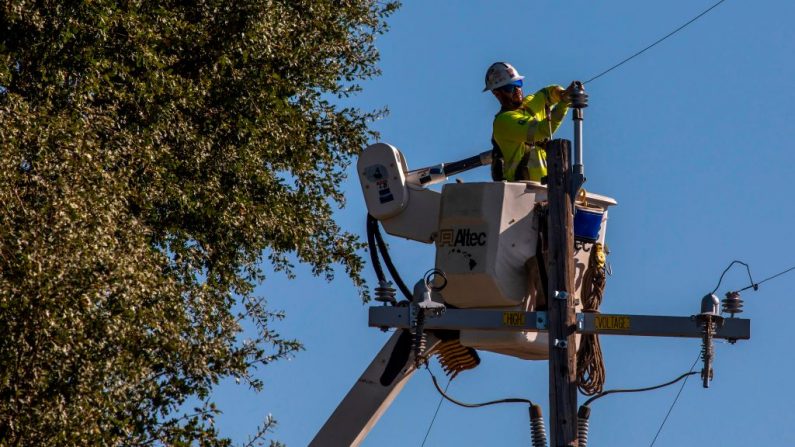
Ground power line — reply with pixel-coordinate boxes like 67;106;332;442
420;375;450;447
648;355;700;447
710;260;795;294
582;370;698;407
711;260;754;294
426;366;533;408
584;0;729;85
421;366;533;446
739;264;795;292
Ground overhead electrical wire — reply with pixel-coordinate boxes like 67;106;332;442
425;367;551;446
426;367;533;408
575;356;699;447
711;260;754;294
420;377;450;447
582;370;697;408
710;259;795;294
738;264;795;292
648;355;700;447
584;0;729;85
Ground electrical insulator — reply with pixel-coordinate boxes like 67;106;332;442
410;304;427;367
529;404;548;447
412;323;427;367
374;280;397;305
722;291;743;317
570;82;589;109
578;406;591;447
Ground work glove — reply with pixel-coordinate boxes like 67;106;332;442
559;81;581;104
550;85;568;104
566;81;588;108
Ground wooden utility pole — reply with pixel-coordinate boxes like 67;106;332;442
545;139;578;447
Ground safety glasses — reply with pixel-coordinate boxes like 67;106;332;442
496;79;522;93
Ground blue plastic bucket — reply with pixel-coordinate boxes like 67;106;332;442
574;206;604;242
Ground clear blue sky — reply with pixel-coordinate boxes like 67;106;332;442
214;1;795;445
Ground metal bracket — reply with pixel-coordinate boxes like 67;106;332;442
536;312;548;330
409;303;419;330
553;339;568;349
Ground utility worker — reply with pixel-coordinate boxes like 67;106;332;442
484;62;576;182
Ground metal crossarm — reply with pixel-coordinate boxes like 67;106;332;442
577;313;750;340
369;306;548;332
368;307;750;340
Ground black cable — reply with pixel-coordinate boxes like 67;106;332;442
584;0;729;85
649;355;700;447
738;264;795;292
711;260;754;294
427;367;533;408
420;377;450;447
582;370;698;407
366;214;387;283
371;216;413;300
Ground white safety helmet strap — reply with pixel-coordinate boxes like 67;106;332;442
483;62;525;92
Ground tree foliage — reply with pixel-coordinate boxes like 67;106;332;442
0;0;398;444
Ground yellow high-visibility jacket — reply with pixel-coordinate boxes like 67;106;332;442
492;86;569;181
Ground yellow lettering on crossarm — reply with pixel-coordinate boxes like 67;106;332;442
595;315;631;331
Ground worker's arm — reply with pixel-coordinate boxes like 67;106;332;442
495;85;571;146
525;86;569;141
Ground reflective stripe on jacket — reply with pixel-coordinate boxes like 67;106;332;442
492;85;569;181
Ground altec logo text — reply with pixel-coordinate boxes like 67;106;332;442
437;228;487;247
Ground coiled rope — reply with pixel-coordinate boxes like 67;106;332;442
577;243;607;395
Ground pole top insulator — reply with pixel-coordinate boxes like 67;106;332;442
570;81;588;109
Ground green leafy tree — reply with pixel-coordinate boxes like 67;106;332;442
0;1;398;445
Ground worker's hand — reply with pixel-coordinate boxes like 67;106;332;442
559;81;581;104
551;85;568;104
564;81;581;99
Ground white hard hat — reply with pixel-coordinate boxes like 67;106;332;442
483;62;525;92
